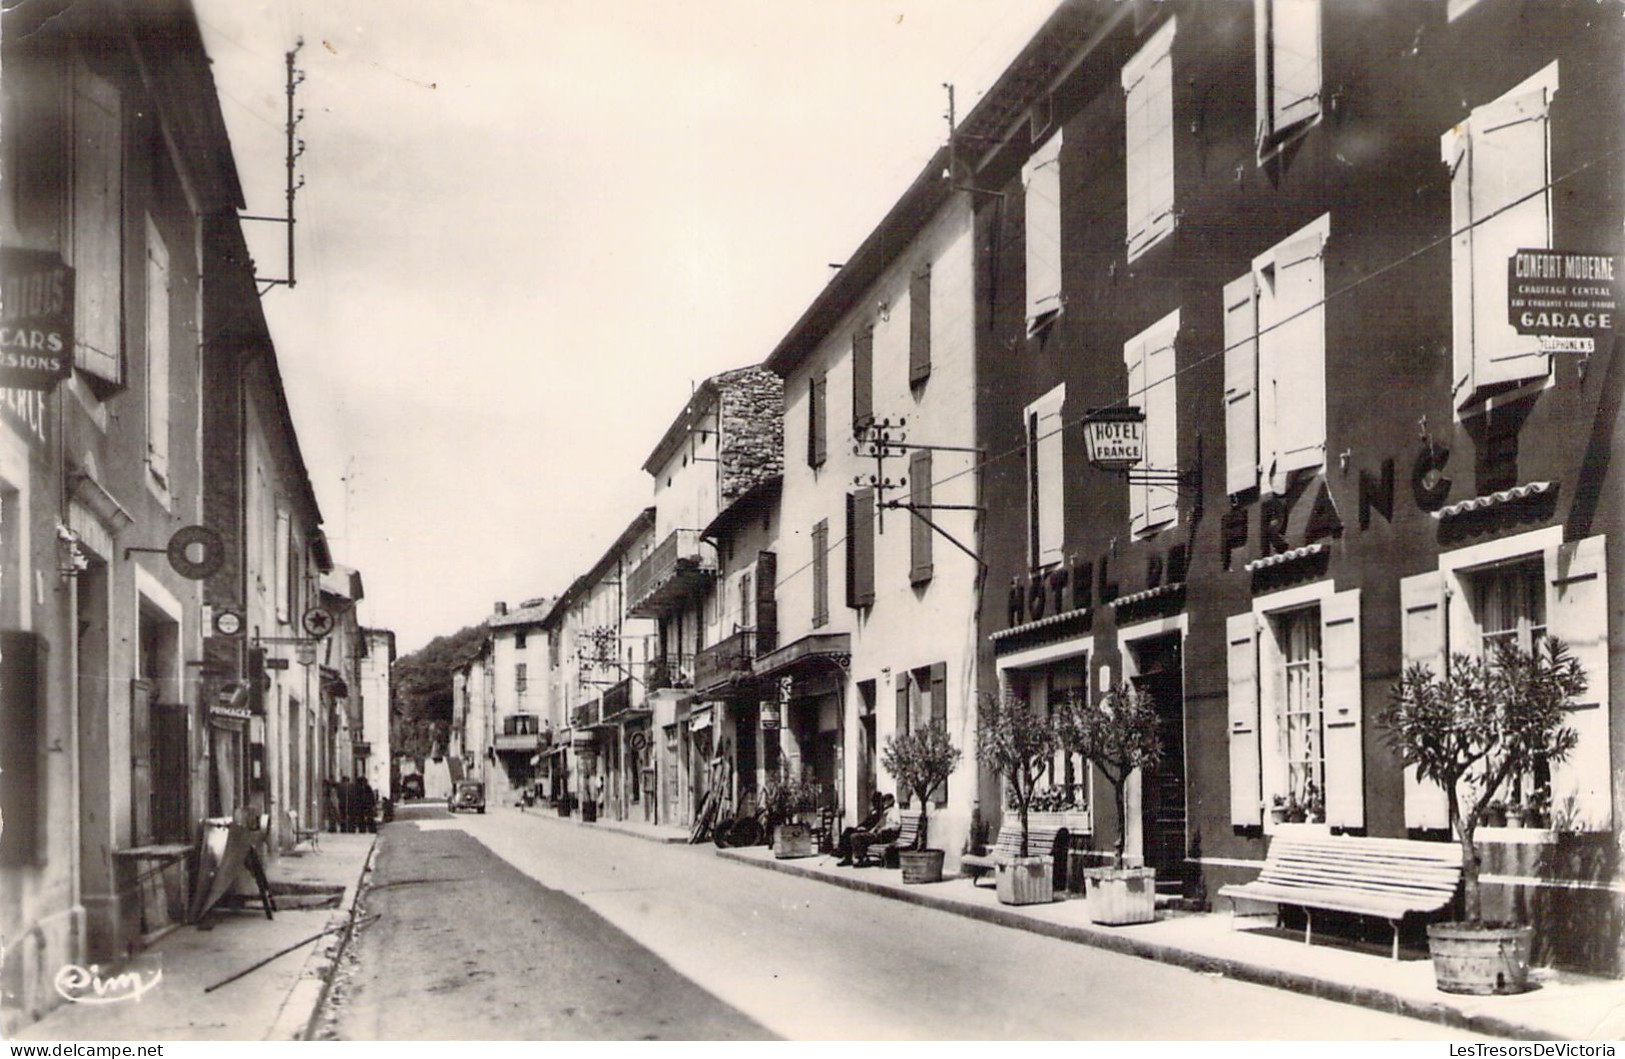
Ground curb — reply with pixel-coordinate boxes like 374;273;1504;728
515;806;691;846
715;848;1549;1042
267;836;378;1041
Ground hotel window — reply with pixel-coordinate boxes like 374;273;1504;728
1024;131;1063;336
145;216;171;485
846;489;875;609
1400;530;1610;831
1227;585;1363;830
812;519;829;628
1254;0;1321;159
1224;214;1328;496
808;371;827;468
1122;18;1177;262
72;62;123;387
1024;384;1065;569
1442;63;1558;414
1123;309;1179;536
909;267;932;384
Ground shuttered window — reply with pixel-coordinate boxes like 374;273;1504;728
1227;614;1262;826
1024;385;1065;568
144;216;171;485
847;489;875;609
811;520;829;628
274;509;291;624
1542;536;1610;830
1124;309;1179;536
909;448;933;585
852;326;874;431
1254;0;1321;157
1399;570;1451;829
808;371;827;467
1223;274;1259;495
1443;66;1557;413
928;661;948;806
1023;131;1063;337
72;63;123;386
1247;214;1328;496
909;267;932;384
1122;18;1177;262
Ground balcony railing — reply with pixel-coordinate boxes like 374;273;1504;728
694;629;756;694
572;700;601;730
626;529;716;618
494;731;541;752
601;677;647;723
645;653;695;692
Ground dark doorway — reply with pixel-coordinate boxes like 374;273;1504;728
1129;634;1188;889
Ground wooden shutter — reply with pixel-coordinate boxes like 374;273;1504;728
1023;131;1063;335
754;551;777;652
909;268;931;384
930;661;948;806
1271;0;1321;131
1470;86;1551;392
274;509;291;623
1124;334;1149;533
1122;24;1175;260
72;66;122;384
1444;124;1476;406
1400;571;1451;829
1224;274;1259;495
1544;535;1611;830
1320;589;1364;829
131;678;154;845
1144;316;1179;530
145;217;171;482
0;632;46;865
896;676;910;737
808;373;827;467
1269;232;1326;484
848;489;875;608
910;448;933;584
1036;403;1064;565
852;327;874;431
1227;612;1262;826
812;520;828;628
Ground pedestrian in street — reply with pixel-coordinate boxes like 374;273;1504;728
338;776;355;833
324;781;341;833
838;792;898;866
357;777;377;833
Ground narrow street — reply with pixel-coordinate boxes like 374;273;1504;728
328;803;1480;1041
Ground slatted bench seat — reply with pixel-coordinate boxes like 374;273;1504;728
858;810;923;868
1218;833;1462;959
960;824;1068;887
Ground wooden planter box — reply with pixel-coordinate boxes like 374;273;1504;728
1428;923;1533;995
996;856;1054;905
1083;866;1156;926
772;822;814;859
899;849;945;884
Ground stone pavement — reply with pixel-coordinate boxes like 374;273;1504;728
15;832;374;1042
707;843;1625;1042
517;803;690;844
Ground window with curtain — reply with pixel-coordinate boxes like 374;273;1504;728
1277;607;1324;820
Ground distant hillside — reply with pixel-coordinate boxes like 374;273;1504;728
390;621;488;757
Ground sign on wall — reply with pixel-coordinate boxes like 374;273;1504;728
1507;249;1619;353
0;248;75;391
1084;407;1145;470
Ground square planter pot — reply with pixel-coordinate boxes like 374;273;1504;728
898;848;946;884
1427;923;1533;995
995;856;1054;906
772;822;814;859
1082;866;1157;926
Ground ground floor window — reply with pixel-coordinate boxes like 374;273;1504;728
1275;606;1324;822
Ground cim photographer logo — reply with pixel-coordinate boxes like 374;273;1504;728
53;954;163;1005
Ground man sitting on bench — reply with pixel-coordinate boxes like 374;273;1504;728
836;793;897;867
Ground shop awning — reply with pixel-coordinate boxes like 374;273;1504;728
689;706;713;732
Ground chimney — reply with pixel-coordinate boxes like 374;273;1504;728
493;602;508;617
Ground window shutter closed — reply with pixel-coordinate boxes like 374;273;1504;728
1227;612;1262;826
1036;405;1064;565
849;489;875;608
1023;131;1063;336
1469;87;1551;392
910;448;933;584
812;520;829;628
1399;571;1450;829
1544;535;1611;830
852;327;874;430
896;677;909;738
1223;274;1259;496
930;662;948;806
1271;0;1322;131
755;551;777;652
145;217;171;482
808;373;827;467
909;268;932;384
1144;321;1179;529
1266;233;1325;488
1444;127;1475;405
72;68;123;385
1320;588;1364;829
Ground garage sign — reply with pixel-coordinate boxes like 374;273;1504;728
1;248;74;391
1508;249;1619;353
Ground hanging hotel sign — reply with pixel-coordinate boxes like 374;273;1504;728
1083;407;1145;470
0;248;75;391
1508;249;1619;352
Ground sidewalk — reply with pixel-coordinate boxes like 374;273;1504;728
707;844;1624;1042
16;832;375;1042
517;803;690;844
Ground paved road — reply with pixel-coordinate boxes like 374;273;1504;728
334;803;1479;1041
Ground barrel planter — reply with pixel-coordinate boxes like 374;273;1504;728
898;849;945;884
772;822;814;859
995;856;1054;905
1427;923;1533;995
1082;866;1156;926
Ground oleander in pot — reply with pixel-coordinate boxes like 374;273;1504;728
975;692;1061;905
881;721;962;883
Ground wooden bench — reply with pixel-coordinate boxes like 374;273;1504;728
960;824;1069;887
1218;833;1462;959
857;810;923;868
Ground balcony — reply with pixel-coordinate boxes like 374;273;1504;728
494;713;544;752
626;529;716;618
571;700;601;730
694;630;756;695
601;677;649;725
645;653;695;693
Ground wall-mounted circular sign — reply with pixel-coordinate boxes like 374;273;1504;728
167;525;225;580
302;606;335;639
213;608;245;637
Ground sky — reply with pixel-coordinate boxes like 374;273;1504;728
192;0;1062;653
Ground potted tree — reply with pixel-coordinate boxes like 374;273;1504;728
1057;682;1163;926
975;692;1061;905
765;769;819;859
880;721;962;883
1380;636;1584;995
